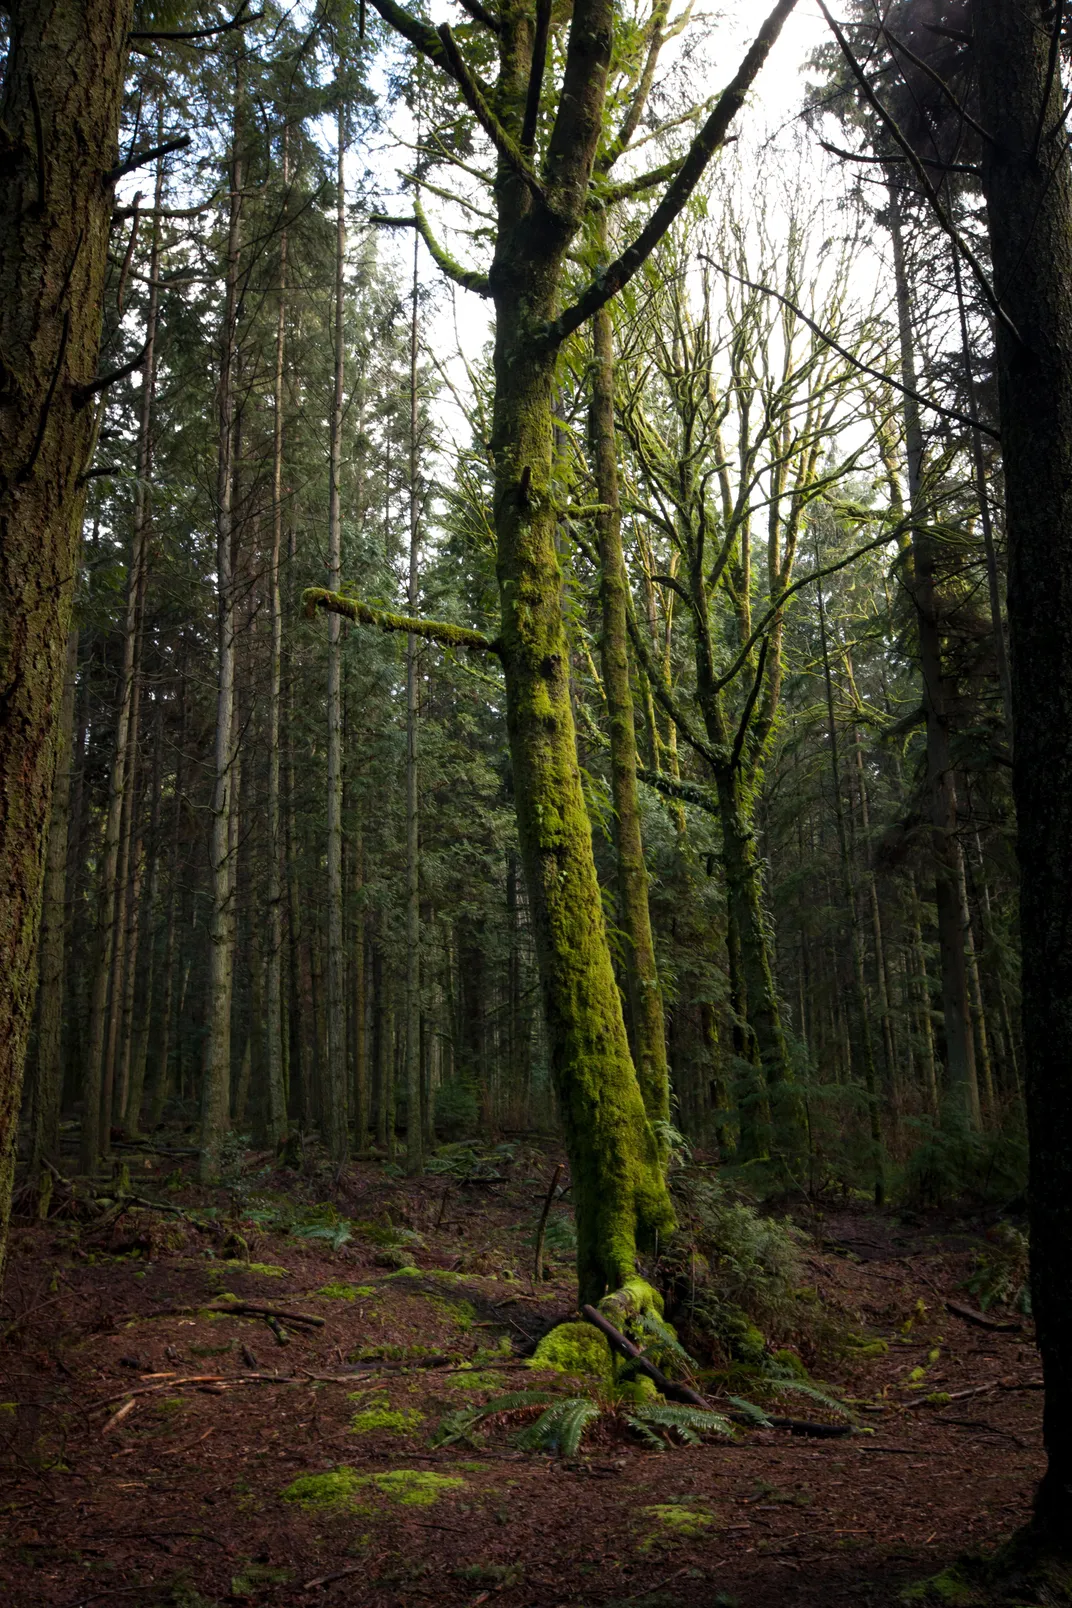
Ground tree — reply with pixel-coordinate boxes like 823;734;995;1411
309;0;799;1305
0;0;137;1268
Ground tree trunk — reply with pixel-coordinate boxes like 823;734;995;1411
0;0;135;1257
405;223;423;1176
974;0;1072;1538
199;84;244;1181
324;110;348;1166
265;126;289;1149
590;259;670;1138
887;178;979;1134
30;627;78;1174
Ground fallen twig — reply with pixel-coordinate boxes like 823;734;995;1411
101;1397;137;1434
945;1299;1022;1332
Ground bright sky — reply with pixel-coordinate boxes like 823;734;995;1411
355;0;848;471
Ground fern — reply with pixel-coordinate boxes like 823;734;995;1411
770;1379;854;1420
516;1397;600;1457
626;1403;735;1448
291;1222;352;1251
432;1391;556;1448
631;1308;695;1369
726;1395;772;1427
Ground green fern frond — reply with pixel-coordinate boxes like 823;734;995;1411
770;1379;854;1420
626;1403;735;1447
726;1394;772;1427
432;1390;556;1448
631;1308;695;1367
516;1397;600;1457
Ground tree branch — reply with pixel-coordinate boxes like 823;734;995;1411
817;1;1020;345
455;0;500;32
538;0;799;350
104;136;191;187
699;256;1000;441
435;23;548;202
729;634;768;773
521;0;552;152
72;342;148;408
129;4;262;41
303;588;500;654
370;201;492;296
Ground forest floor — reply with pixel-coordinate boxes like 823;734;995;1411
0;1140;1043;1608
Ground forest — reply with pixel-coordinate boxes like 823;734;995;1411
1;0;1071;1603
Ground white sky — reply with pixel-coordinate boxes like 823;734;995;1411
361;0;840;452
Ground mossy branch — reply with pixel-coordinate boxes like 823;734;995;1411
370;200;492;297
434;23;549;205
303;588;501;655
538;0;799;350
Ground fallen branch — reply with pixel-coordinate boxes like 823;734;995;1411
945;1299;1022;1332
532;1162;563;1283
582;1303;852;1438
101;1397;137;1435
211;1300;325;1328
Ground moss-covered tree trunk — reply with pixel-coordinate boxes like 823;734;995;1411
974;0;1072;1544
493;283;673;1301
0;0;134;1262
590;287;670;1138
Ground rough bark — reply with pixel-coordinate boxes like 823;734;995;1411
29;627;78;1174
0;0;135;1235
974;0;1072;1542
324;111;348;1166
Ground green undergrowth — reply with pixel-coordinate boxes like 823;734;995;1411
281;1467;464;1510
318;1281;375;1300
349;1402;425;1436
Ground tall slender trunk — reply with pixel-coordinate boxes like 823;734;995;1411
126;710;162;1136
324;110;348;1165
353;833;368;1149
589;241;670;1137
888;179;979;1134
405;225;423;1176
200;83;244;1181
816;565;883;1201
30;627;78;1173
265;126;289;1148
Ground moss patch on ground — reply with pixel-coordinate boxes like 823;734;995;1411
349;1405;425;1435
317;1282;375;1300
641;1503;716;1547
282;1467;464;1511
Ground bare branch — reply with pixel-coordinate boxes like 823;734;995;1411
700;256;1000;442
130;6;263;43
455;0;500;32
104;136;191;187
72;342;148;408
522;0;552;152
817;1;1020;345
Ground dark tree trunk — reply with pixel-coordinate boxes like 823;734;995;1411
0;0;134;1266
975;0;1072;1544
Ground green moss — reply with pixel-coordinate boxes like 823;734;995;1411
531;1321;613;1382
847;1333;889;1358
231;1563;293;1593
600;1277;664;1325
617;1374;662;1405
383;1259;423;1276
449;1370;507;1391
349;1406;425;1436
282;1466;464;1511
282;1468;363;1510
900;1567;980;1605
642;1504;715;1542
772;1348;808;1378
318;1282;374;1301
359;1470;465;1506
231;1261;288;1277
924;1392;952;1407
